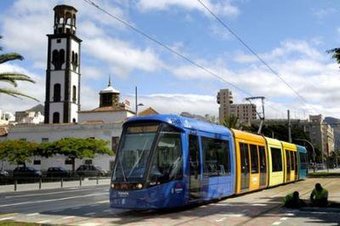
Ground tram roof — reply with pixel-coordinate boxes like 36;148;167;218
125;114;232;136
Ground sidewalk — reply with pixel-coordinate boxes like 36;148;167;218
0;178;111;193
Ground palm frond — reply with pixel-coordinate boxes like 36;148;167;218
0;73;36;87
326;48;340;65
0;53;24;64
0;87;39;101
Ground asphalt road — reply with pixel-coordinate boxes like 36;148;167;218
0;178;339;225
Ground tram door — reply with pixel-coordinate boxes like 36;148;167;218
240;143;250;191
259;146;267;187
189;135;202;200
285;150;291;182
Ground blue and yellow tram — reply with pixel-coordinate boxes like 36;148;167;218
110;114;308;209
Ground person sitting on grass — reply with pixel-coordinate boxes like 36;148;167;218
310;183;328;207
283;191;306;208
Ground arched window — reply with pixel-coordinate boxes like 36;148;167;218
75;53;78;65
52;49;59;69
72;85;77;103
53;112;60;124
72;51;75;64
73;15;76;26
53;83;61;102
59;49;65;68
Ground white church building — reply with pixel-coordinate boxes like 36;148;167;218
0;5;138;172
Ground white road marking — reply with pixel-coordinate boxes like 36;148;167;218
96;200;109;204
4;187;105;199
37;220;51;224
280;217;288;221
62;216;75;219
78;223;101;226
251;203;266;206
103;209;113;213
84;212;96;216
216;217;226;222
0;217;14;221
0;192;106;208
286;213;295;216
27;213;39;216
272;222;282;225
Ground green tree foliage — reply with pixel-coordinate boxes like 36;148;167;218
0;35;38;100
327;48;340;67
0;140;38;165
222;115;243;129
0;138;113;170
35;138;113;172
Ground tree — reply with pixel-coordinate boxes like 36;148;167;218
0;35;38;100
0;140;38;165
39;138;113;172
222;115;243;129
327;48;340;68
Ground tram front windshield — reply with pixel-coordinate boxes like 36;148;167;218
112;122;182;184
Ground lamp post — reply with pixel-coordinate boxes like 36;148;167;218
134;86;144;115
295;138;316;172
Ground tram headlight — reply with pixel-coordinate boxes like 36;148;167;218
136;183;143;189
111;183;115;189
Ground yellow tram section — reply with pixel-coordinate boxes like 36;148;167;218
265;137;285;187
281;141;298;183
232;129;268;194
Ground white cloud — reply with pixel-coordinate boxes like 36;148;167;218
138;93;218;116
84;37;164;76
136;0;239;18
313;8;337;20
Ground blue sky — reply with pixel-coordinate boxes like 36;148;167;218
0;0;339;119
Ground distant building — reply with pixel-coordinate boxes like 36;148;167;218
15;104;45;124
79;79;134;123
307;115;334;165
0;110;15;125
217;88;256;124
138;107;159;116
252;114;335;165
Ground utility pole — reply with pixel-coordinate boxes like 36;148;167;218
245;96;265;134
288;110;292;143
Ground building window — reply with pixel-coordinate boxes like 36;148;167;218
84;159;92;165
65;159;73;165
53;83;61;102
42;138;49;143
33;160;41;165
52;49;65;70
57;39;61;43
112;136;119;151
53;112;60;124
72;85;76;103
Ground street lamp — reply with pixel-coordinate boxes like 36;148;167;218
136;103;144;116
295;138;316;172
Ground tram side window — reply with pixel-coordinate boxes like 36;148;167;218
202;137;230;177
299;152;308;170
289;151;295;170
149;126;183;183
259;146;266;173
286;150;291;171
250;144;259;173
271;147;282;172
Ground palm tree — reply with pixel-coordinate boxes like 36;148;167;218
327;48;340;68
222;114;242;129
0;35;38;100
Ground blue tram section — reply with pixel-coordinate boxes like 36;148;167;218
110;114;235;209
297;145;308;180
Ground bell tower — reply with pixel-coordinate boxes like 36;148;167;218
44;5;82;124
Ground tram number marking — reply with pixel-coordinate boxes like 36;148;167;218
118;191;129;197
